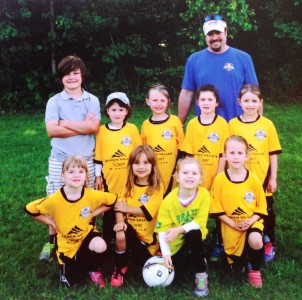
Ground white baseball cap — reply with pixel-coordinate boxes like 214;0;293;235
106;92;130;105
203;19;227;35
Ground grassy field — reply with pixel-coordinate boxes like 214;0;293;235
0;103;301;299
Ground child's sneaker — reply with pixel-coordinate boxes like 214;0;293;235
110;266;128;287
263;236;275;262
194;273;209;297
39;242;55;262
248;270;263;288
210;244;224;262
89;271;106;288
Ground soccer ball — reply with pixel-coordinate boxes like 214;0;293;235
142;256;175;287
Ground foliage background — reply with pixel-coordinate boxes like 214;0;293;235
0;0;301;112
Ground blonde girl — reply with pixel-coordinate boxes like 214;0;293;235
24;155;116;287
210;136;267;288
228;84;282;262
155;157;210;297
141;84;184;195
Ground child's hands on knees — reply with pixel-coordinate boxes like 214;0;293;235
165;227;184;243
114;222;127;232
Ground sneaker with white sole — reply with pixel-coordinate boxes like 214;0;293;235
39;242;55;262
194;273;209;297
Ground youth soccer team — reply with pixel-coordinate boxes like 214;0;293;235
24;54;281;297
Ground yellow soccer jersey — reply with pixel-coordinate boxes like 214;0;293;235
210;170;267;260
155;186;210;255
181;115;230;191
141;115;184;192
24;187;116;264
118;183;164;255
95;122;142;195
228;116;282;195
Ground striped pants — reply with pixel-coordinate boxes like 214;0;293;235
46;156;95;195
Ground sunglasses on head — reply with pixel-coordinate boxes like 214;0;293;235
204;15;223;22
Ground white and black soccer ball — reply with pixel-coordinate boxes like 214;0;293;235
142;256;175;287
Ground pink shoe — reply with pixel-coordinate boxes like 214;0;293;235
248;270;263;288
110;266;128;287
89;271;106;288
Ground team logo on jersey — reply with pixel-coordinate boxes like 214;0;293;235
139;193;150;205
255;130;267;141
231;207;246;216
112;149;126;158
162;129;173;140
154;145;165;153
67;225;83;235
80;206;92;218
208;132;219;143
244;191;255;203
198;145;210;153
121;136;132;147
248;144;257;152
223;63;235;71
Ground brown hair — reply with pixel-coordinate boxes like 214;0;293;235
57;55;86;82
105;99;132;120
62;155;89;186
123;145;162;197
197;84;220;104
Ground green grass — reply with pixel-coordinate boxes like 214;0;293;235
0;103;301;299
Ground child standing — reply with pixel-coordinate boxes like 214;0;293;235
210;136;267;288
94;92;142;243
155;157;210;297
141;84;184;195
180;84;229;261
228;84;282;262
180;84;229;191
110;145;164;287
41;55;101;261
24;155;116;287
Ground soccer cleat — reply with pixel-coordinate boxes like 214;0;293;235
210;244;224;262
89;271;106;288
39;242;55;262
194;273;209;297
248;270;263;288
110;266;128;287
263;236;275;262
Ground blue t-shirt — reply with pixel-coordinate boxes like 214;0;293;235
181;47;258;122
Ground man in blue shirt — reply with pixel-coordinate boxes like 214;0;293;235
178;15;259;123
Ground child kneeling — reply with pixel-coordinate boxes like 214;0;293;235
24;155;116;286
210;136;267;288
155;157;210;297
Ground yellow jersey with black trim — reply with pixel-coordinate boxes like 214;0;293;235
118;183;164;255
210;170;267;259
95;122;142;195
141;115;184;192
154;186;210;255
228;116;282;195
181;115;230;191
24;187;116;264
